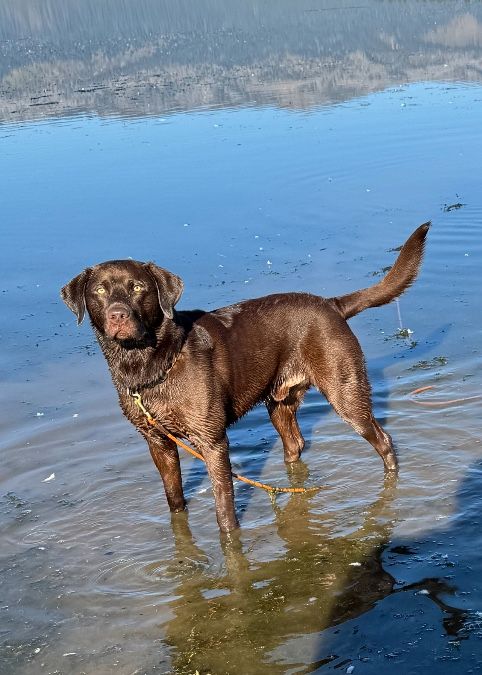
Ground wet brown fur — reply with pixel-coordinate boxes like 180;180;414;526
61;223;429;532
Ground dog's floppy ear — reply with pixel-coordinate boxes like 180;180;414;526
143;262;184;319
61;268;92;324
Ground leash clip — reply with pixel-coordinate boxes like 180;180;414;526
130;390;156;426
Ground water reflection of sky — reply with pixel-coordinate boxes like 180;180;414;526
2;82;481;287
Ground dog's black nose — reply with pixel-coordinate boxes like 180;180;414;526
108;304;131;322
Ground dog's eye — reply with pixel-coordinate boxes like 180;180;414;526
96;286;106;295
133;284;143;293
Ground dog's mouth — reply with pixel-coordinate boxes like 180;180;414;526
105;322;135;339
105;324;156;349
117;335;155;349
110;326;134;340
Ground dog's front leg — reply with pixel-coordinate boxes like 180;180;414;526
144;434;186;513
201;436;239;533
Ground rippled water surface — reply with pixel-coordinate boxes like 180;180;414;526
1;2;482;673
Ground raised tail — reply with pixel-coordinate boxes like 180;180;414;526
329;222;430;320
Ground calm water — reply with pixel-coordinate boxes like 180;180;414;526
1;2;482;673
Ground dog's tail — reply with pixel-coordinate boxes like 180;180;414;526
329;222;430;320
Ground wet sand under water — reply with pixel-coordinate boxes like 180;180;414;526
1;3;482;674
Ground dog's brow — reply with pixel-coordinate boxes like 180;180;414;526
97;270;130;284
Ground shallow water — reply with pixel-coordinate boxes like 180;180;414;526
1;2;482;673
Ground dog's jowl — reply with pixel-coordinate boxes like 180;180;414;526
61;223;429;532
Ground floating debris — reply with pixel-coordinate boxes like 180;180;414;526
384;328;417;349
369;265;392;277
409;356;448;371
396;328;413;338
443;202;465;212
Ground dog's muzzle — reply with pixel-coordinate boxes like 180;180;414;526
105;303;138;339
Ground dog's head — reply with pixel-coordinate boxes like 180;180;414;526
61;260;183;347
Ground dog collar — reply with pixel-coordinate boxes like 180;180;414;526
125;350;183;396
126;371;167;396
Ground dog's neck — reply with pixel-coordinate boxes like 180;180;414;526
94;317;186;393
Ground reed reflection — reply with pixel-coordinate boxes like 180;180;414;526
3;1;482;122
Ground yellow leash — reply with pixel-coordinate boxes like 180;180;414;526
131;391;322;495
408;385;482;407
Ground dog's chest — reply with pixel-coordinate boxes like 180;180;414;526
117;388;190;438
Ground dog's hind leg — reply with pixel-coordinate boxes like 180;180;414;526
267;385;308;463
319;374;397;472
145;434;186;512
311;335;398;471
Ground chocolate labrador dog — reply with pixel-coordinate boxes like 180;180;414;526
61;222;429;532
